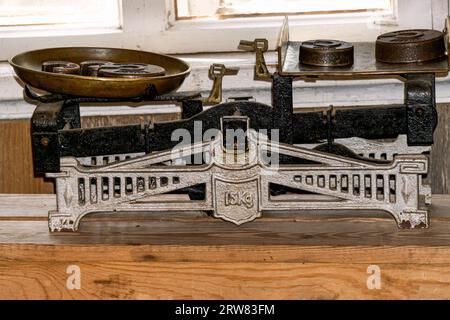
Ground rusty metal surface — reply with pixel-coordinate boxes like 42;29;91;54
202;64;239;105
239;39;271;80
9;47;190;98
300;40;354;67
281;41;449;78
376;29;445;63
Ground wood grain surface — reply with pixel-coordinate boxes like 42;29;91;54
0;119;54;194
431;104;450;194
1;261;449;300
1;195;450;299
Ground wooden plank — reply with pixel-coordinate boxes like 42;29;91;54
431;104;450;194
2;217;450;299
0;188;450;299
0;119;54;194
3;217;450;246
0;194;55;217
5;241;450;264
1;196;450;299
1;261;450;299
0;219;450;299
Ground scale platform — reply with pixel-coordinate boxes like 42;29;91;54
280;41;449;79
276;17;450;80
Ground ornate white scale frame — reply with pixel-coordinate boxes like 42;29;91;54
48;130;430;232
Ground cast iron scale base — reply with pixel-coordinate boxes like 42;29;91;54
25;19;450;231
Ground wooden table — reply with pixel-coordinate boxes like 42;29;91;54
1;194;450;299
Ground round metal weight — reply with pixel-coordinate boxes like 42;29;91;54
97;63;166;78
79;60;111;76
375;29;445;63
42;61;80;74
299;40;354;67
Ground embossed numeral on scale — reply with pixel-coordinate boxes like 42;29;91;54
224;191;255;209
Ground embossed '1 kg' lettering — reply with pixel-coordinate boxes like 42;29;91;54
224;191;254;209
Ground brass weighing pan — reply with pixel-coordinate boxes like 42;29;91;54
9;47;190;98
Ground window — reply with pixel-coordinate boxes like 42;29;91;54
0;0;446;61
165;0;443;53
176;0;393;20
0;0;121;29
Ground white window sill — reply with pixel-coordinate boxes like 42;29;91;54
1;51;450;120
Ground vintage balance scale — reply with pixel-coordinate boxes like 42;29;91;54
9;18;450;232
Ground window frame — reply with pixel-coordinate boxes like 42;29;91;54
0;0;447;61
174;0;394;20
0;0;149;61
162;0;448;51
0;0;122;30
